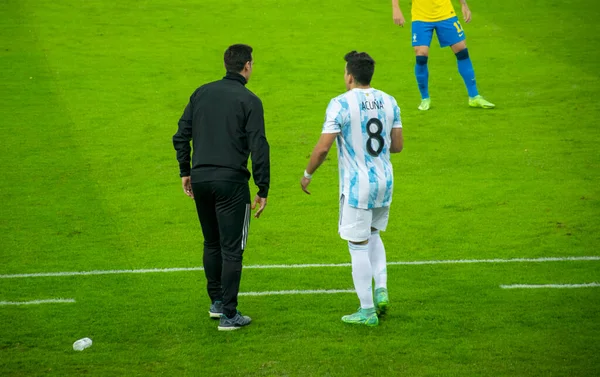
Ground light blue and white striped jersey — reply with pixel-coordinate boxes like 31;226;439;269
322;88;402;209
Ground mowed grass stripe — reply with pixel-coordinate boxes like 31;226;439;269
0;0;128;272
1;255;598;279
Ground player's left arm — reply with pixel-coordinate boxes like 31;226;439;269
459;0;472;23
301;132;338;195
390;128;404;153
389;99;403;153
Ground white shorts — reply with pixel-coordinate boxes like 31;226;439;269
339;195;390;242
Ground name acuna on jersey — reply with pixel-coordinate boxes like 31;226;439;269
361;99;384;111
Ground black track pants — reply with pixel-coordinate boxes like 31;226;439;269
192;181;251;318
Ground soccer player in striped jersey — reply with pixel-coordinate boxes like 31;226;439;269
301;51;404;326
392;0;495;110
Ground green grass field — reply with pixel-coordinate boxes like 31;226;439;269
1;0;599;375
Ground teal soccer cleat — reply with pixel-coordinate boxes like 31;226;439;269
374;288;389;315
341;307;379;327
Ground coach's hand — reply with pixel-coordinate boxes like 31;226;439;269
300;176;311;195
252;195;267;218
181;176;194;199
393;7;405;27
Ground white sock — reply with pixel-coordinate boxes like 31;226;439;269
348;242;374;309
368;231;387;289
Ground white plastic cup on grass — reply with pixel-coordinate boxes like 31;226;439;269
73;337;92;351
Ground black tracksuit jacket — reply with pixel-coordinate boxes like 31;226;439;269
173;72;270;198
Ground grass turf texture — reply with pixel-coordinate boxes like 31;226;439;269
1;0;599;376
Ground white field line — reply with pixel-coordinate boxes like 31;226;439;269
0;267;204;279
0;298;75;306
501;282;600;289
0;256;598;279
239;289;354;296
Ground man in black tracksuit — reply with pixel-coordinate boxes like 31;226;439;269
173;44;270;331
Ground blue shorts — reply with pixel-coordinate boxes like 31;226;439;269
411;16;466;48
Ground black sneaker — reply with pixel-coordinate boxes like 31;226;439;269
209;301;223;319
217;311;252;331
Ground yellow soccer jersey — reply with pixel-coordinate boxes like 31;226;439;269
411;0;456;22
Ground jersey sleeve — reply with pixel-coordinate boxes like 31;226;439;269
392;98;402;129
173;98;194;177
322;98;345;134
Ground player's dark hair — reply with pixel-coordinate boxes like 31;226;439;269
344;51;375;85
224;44;253;73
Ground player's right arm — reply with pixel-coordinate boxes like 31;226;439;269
301;97;344;195
301;132;338;194
392;0;406;27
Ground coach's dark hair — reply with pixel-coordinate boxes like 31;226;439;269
224;44;253;73
344;51;375;85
